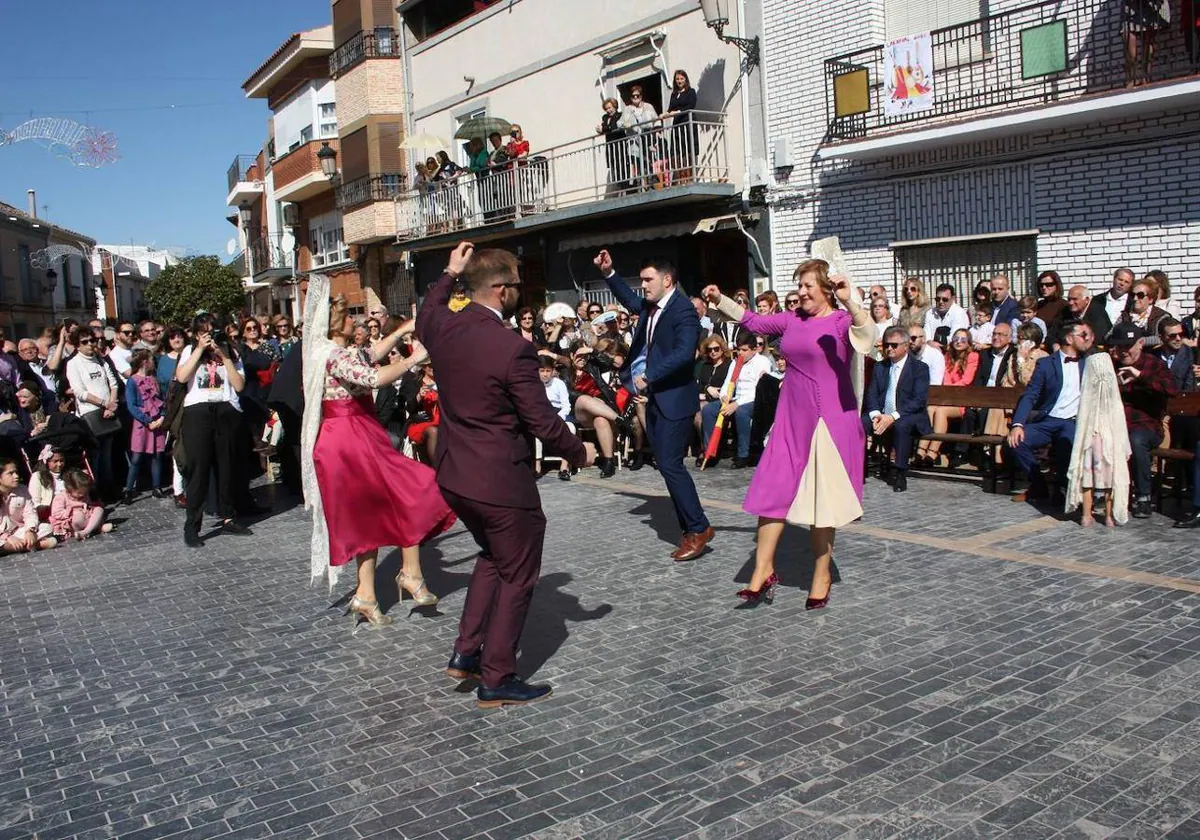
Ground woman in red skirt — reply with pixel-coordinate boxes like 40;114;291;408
302;275;456;627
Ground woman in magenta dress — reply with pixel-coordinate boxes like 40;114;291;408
302;275;456;627
703;259;873;609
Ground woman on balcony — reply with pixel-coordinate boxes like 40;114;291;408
596;97;628;195
663;70;698;185
620;85;660;192
1124;0;1171;86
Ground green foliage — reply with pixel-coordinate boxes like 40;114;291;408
144;256;246;327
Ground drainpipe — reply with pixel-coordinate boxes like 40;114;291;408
27;189;37;218
398;14;415;137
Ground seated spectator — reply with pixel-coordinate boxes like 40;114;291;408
374;346;408;450
1155;317;1198;451
1117;278;1170;349
1109;324;1177;518
1181;287;1200;342
514;307;541;345
908;325;945;385
1010;296;1048;348
1066;353;1130;528
1006;321;1095;504
538;357;574;481
924;284;970;351
0;458;57;553
1004;322;1050;389
870;297;896;361
700;334;773;469
755;291;780;315
29;446;65;522
1035;271;1069;336
916;328;979;467
402;361;440;463
694;335;731;457
863;326;931;492
565;341;631;478
970;303;995;350
749;348;785;464
51;468;112;541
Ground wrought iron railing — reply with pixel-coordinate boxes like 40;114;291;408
329;28;399;79
824;0;1200;142
248;233;294;277
226;155;262;194
336;173;407;209
394;111;730;240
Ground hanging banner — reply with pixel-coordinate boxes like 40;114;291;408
883;32;935;117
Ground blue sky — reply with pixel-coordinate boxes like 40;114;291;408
0;0;331;259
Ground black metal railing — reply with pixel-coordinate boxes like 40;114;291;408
248;234;294;277
226;155;261;194
336;173;407;209
329;27;399;79
824;0;1200;142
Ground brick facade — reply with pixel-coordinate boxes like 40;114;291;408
335;60;404;134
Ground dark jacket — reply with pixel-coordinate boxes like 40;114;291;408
973;345;1016;388
1012;353;1088;427
1154;344;1197;393
864;355;931;419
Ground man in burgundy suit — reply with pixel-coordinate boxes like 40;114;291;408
416;242;589;708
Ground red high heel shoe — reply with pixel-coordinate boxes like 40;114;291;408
805;583;831;611
737;572;779;605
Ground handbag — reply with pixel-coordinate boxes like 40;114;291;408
82;409;122;438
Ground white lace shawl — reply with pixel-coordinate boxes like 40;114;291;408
301;274;340;589
1065;353;1132;523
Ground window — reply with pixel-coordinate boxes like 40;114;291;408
61;259;76;308
319;103;337;138
885;0;985;39
80;260;91;304
455;107;487;167
18;245;33;302
892;236;1035;303
300;124;313;144
374;27;394;55
309;211;349;267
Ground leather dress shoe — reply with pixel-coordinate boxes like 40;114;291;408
476;676;552;709
184;529;203;548
221;520;253;536
892;470;908;492
1132;498;1153;519
673;526;715;562
446;650;482;680
1173;511;1200;529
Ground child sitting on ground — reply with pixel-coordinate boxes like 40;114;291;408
0;458;57;553
51;469;114;541
29;446;66;522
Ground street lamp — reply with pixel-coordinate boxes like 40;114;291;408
238;201;254;227
44;268;58;322
699;0;760;68
317;142;338;179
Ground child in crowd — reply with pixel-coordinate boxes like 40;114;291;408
124;350;169;504
1010;296;1048;346
29;446;66;521
0;458;57;553
970;303;994;350
537;356;576;481
51;469;113;541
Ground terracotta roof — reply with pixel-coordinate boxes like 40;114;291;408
0;200;96;245
243;32;302;91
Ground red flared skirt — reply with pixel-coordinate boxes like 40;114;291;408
313;397;456;566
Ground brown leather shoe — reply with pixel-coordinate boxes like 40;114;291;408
674;527;714;562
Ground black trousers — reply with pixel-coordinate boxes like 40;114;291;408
182;402;240;533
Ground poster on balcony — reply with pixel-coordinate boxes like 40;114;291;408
883;32;935;117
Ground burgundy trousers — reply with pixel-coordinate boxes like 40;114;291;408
442;488;547;688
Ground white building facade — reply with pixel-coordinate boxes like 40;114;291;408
762;0;1200;306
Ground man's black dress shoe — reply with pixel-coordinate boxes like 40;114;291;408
446;650;482;680
476;676;552;709
222;520;253;536
1173;511;1200;529
184;529;204;548
892;470;908;492
1132;499;1153;519
731;458;749;469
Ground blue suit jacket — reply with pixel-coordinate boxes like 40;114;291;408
1012;353;1088;427
1155;344;1197;393
864;355;930;419
992;295;1019;327
603;272;700;420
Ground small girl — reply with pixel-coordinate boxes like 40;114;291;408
51;469;113;541
1066;353;1130;527
29;446;66;522
0;458;57;553
124;349;168;504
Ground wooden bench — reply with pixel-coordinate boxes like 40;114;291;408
914;385;1023;493
1152;392;1200;511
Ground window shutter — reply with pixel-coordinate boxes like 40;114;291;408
333;0;362;48
371;0;394;28
885;0;984;39
377;122;403;174
341;128;369;181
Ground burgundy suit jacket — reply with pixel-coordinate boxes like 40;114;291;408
416;273;586;509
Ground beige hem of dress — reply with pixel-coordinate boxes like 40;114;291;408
785;418;863;529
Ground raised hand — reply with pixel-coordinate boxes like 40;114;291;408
701;284;721;304
447;241;474;276
407;339;429;366
593;249;613;275
831;275;852;304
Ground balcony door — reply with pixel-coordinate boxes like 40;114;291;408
455;106;487;168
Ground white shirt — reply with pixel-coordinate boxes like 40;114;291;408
66;353;117;416
991;294;1011;324
870;355;907;420
647;286;676;346
178;346;243;410
920;345;945;386
1009;316;1048;344
985;350;1006;387
1048;351;1083;420
970;322;994;346
108;345;133;381
543;376;570;419
1104;291;1127;328
720;352;772;405
924;304;970;345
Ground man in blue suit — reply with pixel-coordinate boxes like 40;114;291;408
1006;321;1095;502
594;249;713;562
862;326;931;493
990;274;1020;327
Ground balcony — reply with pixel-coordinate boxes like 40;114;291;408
226;155;264;206
273;139;338;202
821;0;1200;160
247;233;294;281
336;173;407;210
394;111;733;245
329;28;399;79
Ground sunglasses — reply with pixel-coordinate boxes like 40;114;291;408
936;296;952;303
952;337;970;344
1039;281;1056;288
77;338;94;345
785;299;800;306
905;286;919;293
706;346;722;353
1165;331;1184;339
1132;291;1149;300
119;330;134;336
908;335;923;341
883;342;901;349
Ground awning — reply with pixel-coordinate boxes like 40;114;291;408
557;212;759;253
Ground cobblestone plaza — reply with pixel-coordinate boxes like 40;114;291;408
3;469;1199;840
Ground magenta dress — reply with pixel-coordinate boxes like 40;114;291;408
130;375;167;454
738;308;868;528
313;348;456;566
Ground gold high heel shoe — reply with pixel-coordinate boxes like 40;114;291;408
397;572;439;607
348;595;393;627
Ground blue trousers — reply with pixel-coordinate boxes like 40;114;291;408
701;400;754;460
125;451;165;493
1006;417;1075;493
1128;427;1161;498
861;413;930;470
647;401;709;534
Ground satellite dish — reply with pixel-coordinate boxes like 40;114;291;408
226;238;238;256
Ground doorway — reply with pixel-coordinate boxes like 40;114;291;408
617;74;664;114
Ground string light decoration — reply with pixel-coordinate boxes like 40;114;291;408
0;118;120;167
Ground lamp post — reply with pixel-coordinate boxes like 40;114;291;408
317;142;338;179
238;200;255;279
699;0;760;68
44;268;58;324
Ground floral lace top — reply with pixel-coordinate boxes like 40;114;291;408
323;346;379;400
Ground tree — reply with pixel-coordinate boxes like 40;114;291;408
144;256;246;327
